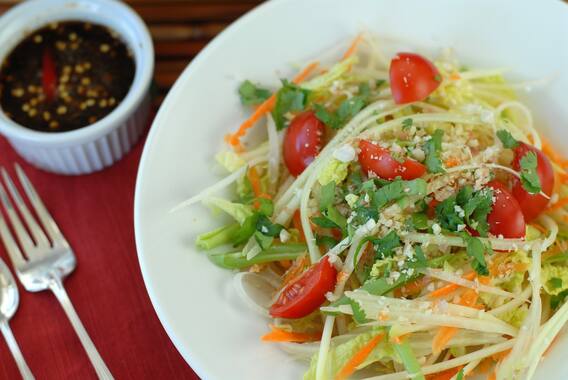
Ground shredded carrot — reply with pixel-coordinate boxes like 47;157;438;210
546;196;568;212
261;325;321;343
445;158;461;168
491;349;511;362
278;260;292;269
432;289;478;354
427;272;477;298
398;277;429;297
477;357;494;373
426;366;463;380
450;73;461;81
555;170;568;184
248;167;262;196
542;139;568;167
335;333;384;380
531;223;548;234
282;255;309;285
292;209;306;242
226;61;319;148
487;371;496;380
341;33;364;60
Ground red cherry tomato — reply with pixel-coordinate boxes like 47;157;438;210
358;139;426;180
270;256;337;319
511;143;554;222
389;52;441;104
486;181;526;239
427;198;439;218
283;111;325;176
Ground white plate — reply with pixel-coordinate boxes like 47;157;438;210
134;0;568;379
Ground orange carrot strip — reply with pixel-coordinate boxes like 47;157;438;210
432;289;478;354
531;223;548;234
261;325;321;343
426;366;464;380
342;33;364;60
487;371;497;380
445;158;461;168
292;209;306;242
428;272;477;298
335;333;384;380
248;167;262;197
546;196;568;212
542;139;568;166
226;62;319;147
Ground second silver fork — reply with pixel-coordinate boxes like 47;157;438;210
0;164;113;380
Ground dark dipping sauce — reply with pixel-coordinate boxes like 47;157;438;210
0;21;135;132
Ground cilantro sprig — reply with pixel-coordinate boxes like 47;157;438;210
496;129;519;149
423;129;445;173
311;182;347;235
314;83;371;129
461;232;490;275
238;80;271;106
435;185;493;237
519;151;542;194
272;80;310;130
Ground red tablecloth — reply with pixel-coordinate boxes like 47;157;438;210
0;132;199;379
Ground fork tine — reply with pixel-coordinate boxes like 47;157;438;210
0;181;34;262
1;168;50;248
14;164;66;245
0;211;26;268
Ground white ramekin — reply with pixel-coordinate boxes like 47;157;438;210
0;0;154;175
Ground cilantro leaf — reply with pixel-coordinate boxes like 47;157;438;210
461;233;490;275
238;80;271;106
272;80;310;130
423;129;445;174
320;181;336;211
548;277;563;290
519;151;542;194
550;289;568;309
496;129;519;149
402;118;413;130
372;179;427;210
435;196;462;231
373;231;401;259
314;83;371;130
462;187;493;237
410;213;429;230
375;79;386;88
436;186;493;237
349;299;369;324
411;246;428;268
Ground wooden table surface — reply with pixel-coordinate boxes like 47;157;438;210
0;0;264;107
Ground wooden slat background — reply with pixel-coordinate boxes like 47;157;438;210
0;0;264;106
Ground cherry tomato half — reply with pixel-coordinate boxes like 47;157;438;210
283;111;325;177
486;180;526;239
269;256;337;319
358;139;426;180
511;142;554;222
389;52;441;104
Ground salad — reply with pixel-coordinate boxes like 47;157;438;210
175;33;568;380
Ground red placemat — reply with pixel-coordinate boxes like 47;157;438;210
0;131;199;379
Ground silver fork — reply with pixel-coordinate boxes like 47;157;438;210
0;164;113;380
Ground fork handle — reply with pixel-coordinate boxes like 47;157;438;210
48;277;114;380
0;319;35;380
